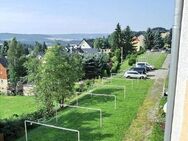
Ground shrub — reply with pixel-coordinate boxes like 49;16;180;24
128;55;137;66
0;109;44;141
136;47;146;55
111;61;120;73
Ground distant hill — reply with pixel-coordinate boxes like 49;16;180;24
0;33;108;45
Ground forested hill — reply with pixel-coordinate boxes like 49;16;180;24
0;33;108;45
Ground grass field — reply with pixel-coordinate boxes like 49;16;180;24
0;52;167;141
17;79;153;141
119;52;167;72
0;96;38;119
137;52;167;69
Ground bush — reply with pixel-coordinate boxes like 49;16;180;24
75;80;95;92
0;109;44;141
128;55;137;66
111;61;120;73
136;47;146;55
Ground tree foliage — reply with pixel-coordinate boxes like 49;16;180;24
144;28;154;50
94;37;110;50
0;41;9;57
7;38;25;88
153;31;164;49
26;45;83;114
83;54;111;79
122;26;136;58
33;42;47;56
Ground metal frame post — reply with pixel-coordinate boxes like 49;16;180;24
24;120;80;141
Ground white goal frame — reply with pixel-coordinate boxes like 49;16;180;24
88;93;117;109
61;104;103;127
24;120;80;141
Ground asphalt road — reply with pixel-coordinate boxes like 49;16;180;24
147;54;171;80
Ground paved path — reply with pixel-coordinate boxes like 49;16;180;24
147;54;171;79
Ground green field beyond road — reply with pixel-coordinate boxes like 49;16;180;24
0;96;38;119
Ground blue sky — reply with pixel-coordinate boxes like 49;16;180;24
0;0;174;34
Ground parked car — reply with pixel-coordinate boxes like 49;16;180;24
129;67;147;74
136;62;154;71
124;70;147;79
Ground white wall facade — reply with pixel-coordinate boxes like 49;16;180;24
171;1;188;140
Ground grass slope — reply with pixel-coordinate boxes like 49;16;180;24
0;96;37;119
17;79;153;141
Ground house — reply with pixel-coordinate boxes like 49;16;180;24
75;39;99;55
132;35;145;51
0;57;8;93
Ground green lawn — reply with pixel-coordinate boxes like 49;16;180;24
0;52;167;141
119;52;167;72
0;96;38;119
137;52;167;69
17;79;153;141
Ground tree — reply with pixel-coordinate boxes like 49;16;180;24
113;23;124;63
27;45;83;114
83;53;110;79
0;41;9;57
94;38;104;49
153;31;164;49
33;42;47;56
163;28;172;48
144;28;154;50
122;26;136;58
94;37;110;51
7;38;24;89
42;42;47;53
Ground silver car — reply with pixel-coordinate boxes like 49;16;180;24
124;70;147;79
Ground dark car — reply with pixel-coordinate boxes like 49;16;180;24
129;67;147;74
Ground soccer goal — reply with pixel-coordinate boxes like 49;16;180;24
24;120;80;141
88;93;117;109
61;104;103;127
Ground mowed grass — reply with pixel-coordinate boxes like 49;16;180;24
17;79;153;141
137;52;167;69
119;52;167;72
0;96;38;119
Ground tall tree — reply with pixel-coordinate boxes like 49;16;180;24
94;38;104;49
7;38;24;88
42;42;47;53
0;41;9;57
27;45;83;114
153;31;164;49
144;28;154;50
94;37;110;50
163;28;172;48
122;26;136;58
113;23;123;63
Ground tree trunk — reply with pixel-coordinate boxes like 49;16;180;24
59;98;64;108
121;47;123;64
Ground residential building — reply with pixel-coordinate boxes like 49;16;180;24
75;39;98;55
132;35;145;51
0;57;8;93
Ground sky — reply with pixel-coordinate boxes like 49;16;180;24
0;0;175;34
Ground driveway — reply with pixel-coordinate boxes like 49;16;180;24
147;54;171;79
